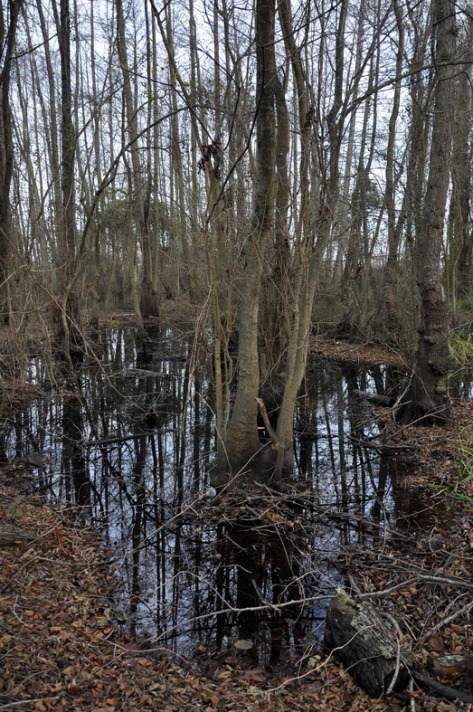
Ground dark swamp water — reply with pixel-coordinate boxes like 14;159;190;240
1;324;445;670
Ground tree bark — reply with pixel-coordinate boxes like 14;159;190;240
0;0;21;325
217;0;277;476
397;0;456;425
0;527;36;548
450;21;473;304
116;0;158;326
325;589;412;698
326;590;473;704
383;0;404;336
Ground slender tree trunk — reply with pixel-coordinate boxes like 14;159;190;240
116;0;158;327
397;4;432;340
451;27;473;304
54;0;81;360
383;0;404;336
0;0;21;324
89;0;103;324
218;0;277;476
34;0;62;270
397;0;456;425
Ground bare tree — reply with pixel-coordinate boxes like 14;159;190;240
383;0;405;337
448;15;473;307
0;0;22;324
397;0;457;425
53;0;82;359
116;0;159;331
217;0;277;477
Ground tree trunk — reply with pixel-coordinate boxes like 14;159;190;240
55;0;82;361
451;24;473;304
397;0;456;426
116;0;158;325
383;0;404;336
217;0;277;477
0;1;21;325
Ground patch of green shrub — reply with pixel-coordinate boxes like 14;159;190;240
448;329;473;366
452;436;473;511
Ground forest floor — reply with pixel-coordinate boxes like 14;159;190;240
0;304;472;711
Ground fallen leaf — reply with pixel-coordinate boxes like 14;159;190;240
427;635;445;653
207;694;221;709
234;638;253;651
435;702;457;712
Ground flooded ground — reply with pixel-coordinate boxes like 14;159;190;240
0;324;440;670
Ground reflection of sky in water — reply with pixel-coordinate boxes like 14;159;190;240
2;326;405;666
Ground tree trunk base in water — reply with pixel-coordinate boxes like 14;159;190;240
210;443;294;488
324;589;412;697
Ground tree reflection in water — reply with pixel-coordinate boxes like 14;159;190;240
213;516;309;667
2;324;407;667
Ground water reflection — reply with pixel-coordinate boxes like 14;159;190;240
1;324;406;667
62;382;90;507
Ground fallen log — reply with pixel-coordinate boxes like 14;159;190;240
324;588;411;697
325;590;473;704
0;526;37;548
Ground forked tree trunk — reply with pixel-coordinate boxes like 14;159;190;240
397;0;456;425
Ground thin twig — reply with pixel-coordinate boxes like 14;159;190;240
419;600;473;642
358;575;473;598
0;698;59;710
383;611;405;695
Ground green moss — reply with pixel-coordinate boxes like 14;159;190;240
333;588;357;615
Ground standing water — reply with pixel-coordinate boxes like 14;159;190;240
1;324;413;669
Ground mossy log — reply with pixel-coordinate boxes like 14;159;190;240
324;589;412;698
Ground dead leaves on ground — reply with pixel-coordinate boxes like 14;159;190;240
1;401;472;712
0;482;405;711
